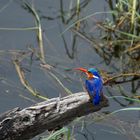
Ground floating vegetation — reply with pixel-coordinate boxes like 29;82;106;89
40;127;71;140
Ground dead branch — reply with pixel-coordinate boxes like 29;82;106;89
103;72;140;85
0;92;108;140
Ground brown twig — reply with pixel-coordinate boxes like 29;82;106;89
103;73;140;85
13;60;48;100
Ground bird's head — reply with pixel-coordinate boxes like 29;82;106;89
75;67;100;79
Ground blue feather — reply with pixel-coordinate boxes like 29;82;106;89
85;69;103;105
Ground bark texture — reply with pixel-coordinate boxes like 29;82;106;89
0;92;108;140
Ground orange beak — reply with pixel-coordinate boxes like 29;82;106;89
74;67;88;73
74;67;94;79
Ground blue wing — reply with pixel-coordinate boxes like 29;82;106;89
85;78;103;105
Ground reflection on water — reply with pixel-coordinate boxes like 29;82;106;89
0;0;140;140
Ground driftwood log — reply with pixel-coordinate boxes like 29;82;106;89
0;92;108;140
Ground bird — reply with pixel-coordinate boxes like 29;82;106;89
75;67;103;105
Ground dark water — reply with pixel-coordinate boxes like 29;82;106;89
0;0;140;140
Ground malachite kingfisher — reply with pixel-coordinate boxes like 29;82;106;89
75;68;103;105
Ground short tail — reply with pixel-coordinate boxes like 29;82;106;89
93;95;100;105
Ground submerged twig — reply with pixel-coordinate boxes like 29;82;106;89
13;60;48;100
40;64;73;95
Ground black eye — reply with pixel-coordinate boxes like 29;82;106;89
88;71;92;74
